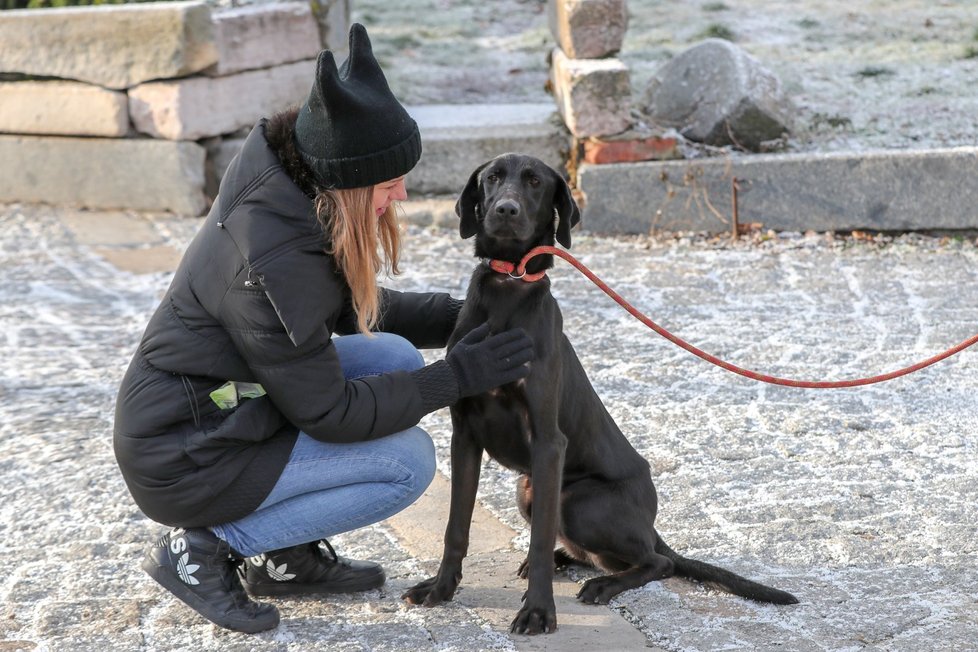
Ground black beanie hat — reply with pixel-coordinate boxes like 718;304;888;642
294;23;422;189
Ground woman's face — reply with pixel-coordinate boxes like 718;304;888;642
372;176;407;217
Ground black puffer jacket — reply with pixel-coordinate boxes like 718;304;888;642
114;120;461;528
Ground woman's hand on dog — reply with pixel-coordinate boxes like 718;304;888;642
446;322;534;398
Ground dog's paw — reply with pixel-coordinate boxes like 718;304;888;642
516;556;529;579
576;576;624;605
401;576;459;607
510;602;557;635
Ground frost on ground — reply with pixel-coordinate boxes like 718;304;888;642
357;0;978;153
396;226;978;650
4;204;978;650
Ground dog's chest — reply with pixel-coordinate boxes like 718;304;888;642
464;384;534;473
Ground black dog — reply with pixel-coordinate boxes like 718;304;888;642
402;154;798;634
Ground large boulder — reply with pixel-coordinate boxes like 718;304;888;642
643;39;795;151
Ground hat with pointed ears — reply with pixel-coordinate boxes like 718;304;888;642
294;23;422;189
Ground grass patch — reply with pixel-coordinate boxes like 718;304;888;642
698;23;736;41
962;45;978;59
811;112;853;130
797;18;820;29
702;2;729;11
855;66;895;78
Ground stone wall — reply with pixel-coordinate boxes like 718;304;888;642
0;0;348;215
547;0;679;170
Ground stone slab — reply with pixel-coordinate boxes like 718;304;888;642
409;104;569;195
0;1;217;90
129;59;315;140
206;3;321;77
550;48;631;138
57;211;163;247
577;147;978;234
94;246;185;275
548;0;628;59
0;136;207;215
0;81;128;138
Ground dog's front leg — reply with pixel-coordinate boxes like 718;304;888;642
402;412;483;607
511;410;566;635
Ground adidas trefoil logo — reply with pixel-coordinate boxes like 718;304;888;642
265;560;297;582
248;554;296;582
177;552;201;585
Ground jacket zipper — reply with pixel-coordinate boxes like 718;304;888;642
242;232;325;288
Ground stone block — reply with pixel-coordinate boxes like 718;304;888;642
0;1;217;90
550;48;631;138
548;0;628;59
582;132;680;164
0;135;207;215
129;59;315;140
577;147;978;234
0;81;128;138
206;2;321;77
643;39;795;151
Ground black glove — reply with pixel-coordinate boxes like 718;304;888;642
446;322;535;398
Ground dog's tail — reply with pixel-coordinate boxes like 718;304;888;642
655;536;799;605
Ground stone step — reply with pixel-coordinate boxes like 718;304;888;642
577;147;978;234
394;103;567;195
207;103;568;198
0;135;207;215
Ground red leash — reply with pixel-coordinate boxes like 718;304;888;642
516;245;978;388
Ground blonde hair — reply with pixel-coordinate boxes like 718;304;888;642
315;186;401;335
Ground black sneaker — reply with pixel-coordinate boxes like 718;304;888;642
242;539;385;597
141;527;279;634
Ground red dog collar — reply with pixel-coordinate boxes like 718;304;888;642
487;259;547;282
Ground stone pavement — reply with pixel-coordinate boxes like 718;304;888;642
3;202;978;651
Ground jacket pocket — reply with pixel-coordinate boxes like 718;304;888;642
183;395;289;467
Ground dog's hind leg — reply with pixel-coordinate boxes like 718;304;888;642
559;477;676;604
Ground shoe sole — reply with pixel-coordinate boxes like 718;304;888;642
243;569;386;597
141;555;280;633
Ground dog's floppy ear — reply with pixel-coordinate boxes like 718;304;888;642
554;173;581;249
455;162;490;239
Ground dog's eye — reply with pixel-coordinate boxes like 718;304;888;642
486;173;499;184
527;176;541;187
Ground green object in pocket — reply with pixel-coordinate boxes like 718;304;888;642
209;381;267;410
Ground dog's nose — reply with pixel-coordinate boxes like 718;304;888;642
494;199;521;218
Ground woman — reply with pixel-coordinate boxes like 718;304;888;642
113;24;534;634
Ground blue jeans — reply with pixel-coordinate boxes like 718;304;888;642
210;333;436;557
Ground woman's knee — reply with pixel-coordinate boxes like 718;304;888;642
390;426;436;497
378;334;425;372
334;332;424;377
